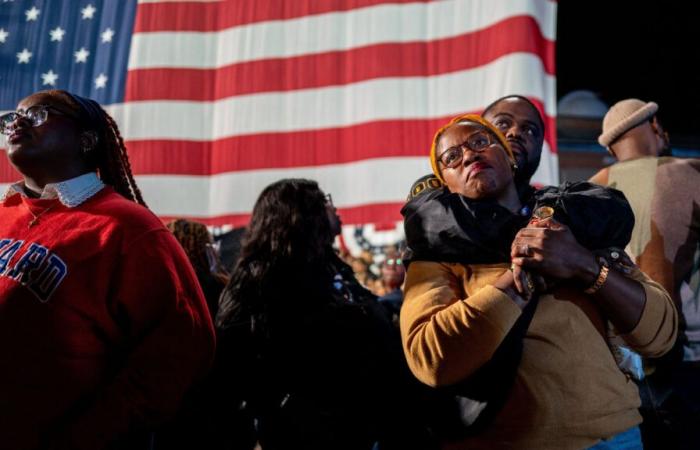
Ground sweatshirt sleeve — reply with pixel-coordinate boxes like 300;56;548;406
619;266;678;358
58;229;216;449
400;261;522;387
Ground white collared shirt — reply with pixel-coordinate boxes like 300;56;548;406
2;172;105;207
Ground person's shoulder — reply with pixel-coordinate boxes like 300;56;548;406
659;156;700;172
378;289;403;304
84;188;166;234
588;166;611;186
406;259;468;279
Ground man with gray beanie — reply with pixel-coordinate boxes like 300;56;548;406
591;98;700;450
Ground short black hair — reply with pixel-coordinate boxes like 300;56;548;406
482;95;545;134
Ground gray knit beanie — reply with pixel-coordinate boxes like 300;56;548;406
598;99;658;148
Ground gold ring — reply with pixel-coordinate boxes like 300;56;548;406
510;262;516;271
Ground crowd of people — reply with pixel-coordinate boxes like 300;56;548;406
0;88;697;450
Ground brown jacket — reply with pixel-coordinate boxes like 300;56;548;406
401;261;677;449
591;156;700;361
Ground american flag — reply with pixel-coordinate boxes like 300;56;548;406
1;0;557;228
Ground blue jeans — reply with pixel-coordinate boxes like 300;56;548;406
587;426;643;450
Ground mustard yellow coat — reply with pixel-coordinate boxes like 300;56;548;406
401;261;677;450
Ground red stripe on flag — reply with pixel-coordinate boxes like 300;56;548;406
0;113;555;181
121;110;555;177
159;201;405;227
126;16;554;102
134;0;437;33
122;117;449;175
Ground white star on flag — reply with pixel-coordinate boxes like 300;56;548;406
81;4;97;20
16;48;32;63
101;28;114;43
25;6;40;21
74;47;90;63
94;73;108;89
0;28;8;44
49;27;66;42
41;70;59;86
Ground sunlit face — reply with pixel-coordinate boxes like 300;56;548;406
436;121;515;200
4;93;83;173
324;192;342;237
483;98;544;183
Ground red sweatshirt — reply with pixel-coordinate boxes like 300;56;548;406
0;187;216;450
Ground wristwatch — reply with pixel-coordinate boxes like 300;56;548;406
584;256;610;295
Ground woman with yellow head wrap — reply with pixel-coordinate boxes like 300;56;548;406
399;113;676;449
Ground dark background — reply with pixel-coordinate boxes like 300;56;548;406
557;2;698;146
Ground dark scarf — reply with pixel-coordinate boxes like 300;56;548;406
401;181;634;265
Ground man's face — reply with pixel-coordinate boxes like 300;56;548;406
651;117;672;157
483;98;545;185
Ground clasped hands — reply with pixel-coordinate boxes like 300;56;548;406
509;216;595;300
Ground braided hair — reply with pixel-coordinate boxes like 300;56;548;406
40;89;146;206
166;218;230;284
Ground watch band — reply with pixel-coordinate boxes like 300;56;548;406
584;258;610;295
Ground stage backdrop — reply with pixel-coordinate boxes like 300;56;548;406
1;0;557;227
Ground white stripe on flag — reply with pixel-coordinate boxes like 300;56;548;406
134;156;431;217
128;0;557;70
111;53;555;141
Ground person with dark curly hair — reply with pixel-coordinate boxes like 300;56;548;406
215;178;433;450
167;218;230;317
0;90;215;450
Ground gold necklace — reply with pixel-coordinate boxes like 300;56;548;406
25;203;57;228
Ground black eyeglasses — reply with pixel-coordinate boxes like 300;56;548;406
0;104;74;135
437;130;494;169
385;258;402;266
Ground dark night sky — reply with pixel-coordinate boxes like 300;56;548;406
557;2;699;145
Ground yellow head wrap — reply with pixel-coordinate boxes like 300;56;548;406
429;114;514;184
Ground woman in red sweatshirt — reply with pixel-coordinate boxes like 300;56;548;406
0;89;215;450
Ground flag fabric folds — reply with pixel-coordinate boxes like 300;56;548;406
1;0;557;227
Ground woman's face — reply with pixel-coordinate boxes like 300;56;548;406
436;121;514;200
4;93;83;174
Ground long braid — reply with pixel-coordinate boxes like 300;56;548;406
101;112;146;206
43;89;147;207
